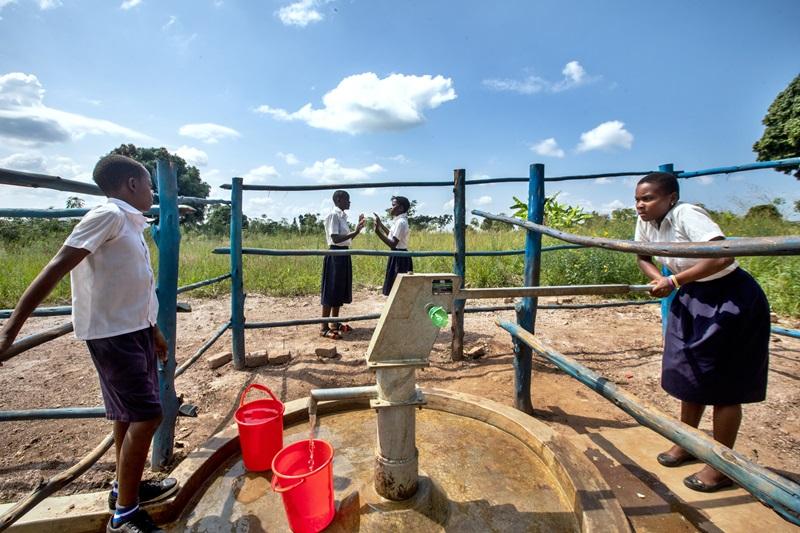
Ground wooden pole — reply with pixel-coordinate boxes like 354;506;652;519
0;322;73;362
657;163;676;338
451;169;466;361
512;163;544;414
151;159;180;470
230;177;246;370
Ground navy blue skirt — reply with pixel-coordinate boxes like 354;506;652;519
321;245;352;307
382;251;413;296
663;268;769;405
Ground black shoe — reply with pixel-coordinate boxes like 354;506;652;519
106;509;163;532
108;478;179;511
656;452;696;468
683;473;734;493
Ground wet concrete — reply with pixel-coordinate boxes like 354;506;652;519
171;409;580;532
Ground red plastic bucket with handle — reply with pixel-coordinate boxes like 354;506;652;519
271;439;335;533
234;383;285;472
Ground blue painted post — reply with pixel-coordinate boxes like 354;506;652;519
451;169;466;361
230;177;246;370
151;159;180;469
513;163;544;414
658;163;676;337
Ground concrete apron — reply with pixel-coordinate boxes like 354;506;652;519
561;424;798;533
0;388;629;533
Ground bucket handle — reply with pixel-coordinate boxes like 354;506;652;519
271;475;305;494
239;383;280;407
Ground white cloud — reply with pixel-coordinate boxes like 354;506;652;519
301;158;384;183
120;0;142;10
277;151;299;165
175;145;208;167
443;198;455;210
0;152;84;179
532;138;565;158
483;61;597;95
37;0;61;9
576;120;633;152
242;165;279;183
162;15;177;30
0;72;150;146
697;175;714;185
602;199;627;213
276;0;323;27
388;154;409;164
474;195;492;206
255;72;457;134
595;177;611;184
359;187;377;196
178;122;240;144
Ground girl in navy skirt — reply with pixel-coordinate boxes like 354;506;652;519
374;196;413;296
320;190;365;339
634;172;769;493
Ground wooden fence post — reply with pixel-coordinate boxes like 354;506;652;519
658;163;675;338
512;163;544;414
451;169;466;361
151;159;180;469
230;177;246;370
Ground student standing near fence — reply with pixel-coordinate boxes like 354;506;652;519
0;155;178;532
633;171;770;493
320;190;365;339
374;195;413;296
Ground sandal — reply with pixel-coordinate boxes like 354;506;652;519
335;324;353;333
320;329;341;340
683;474;734;493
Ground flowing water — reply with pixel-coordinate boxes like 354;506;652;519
308;410;316;471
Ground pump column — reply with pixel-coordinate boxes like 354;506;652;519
374;367;420;501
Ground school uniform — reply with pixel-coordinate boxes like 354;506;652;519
635;202;769;405
65;198;161;422
320;207;353;307
382;213;413;296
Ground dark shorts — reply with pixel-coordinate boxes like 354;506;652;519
86;327;162;422
321;245;353;307
382;251;413;296
663;268;770;405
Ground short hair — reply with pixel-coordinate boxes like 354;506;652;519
637;172;679;198
332;190;349;203
93;155;148;194
392;195;410;213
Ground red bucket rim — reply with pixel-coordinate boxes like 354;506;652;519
271;439;334;479
234;399;285;426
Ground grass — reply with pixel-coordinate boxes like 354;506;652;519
1;216;798;317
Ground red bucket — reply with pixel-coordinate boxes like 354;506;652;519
234;383;285;472
271;439;335;533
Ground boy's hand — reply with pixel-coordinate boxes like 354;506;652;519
153;327;169;363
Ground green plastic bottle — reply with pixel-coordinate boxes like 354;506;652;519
426;304;449;329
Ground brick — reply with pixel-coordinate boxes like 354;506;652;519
245;349;269;368
314;346;338;359
206;351;232;369
269;352;291;365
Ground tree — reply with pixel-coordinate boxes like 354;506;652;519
205;204;249;235
753;74;800;179
108;144;211;222
611;208;637;222
795;199;800;214
745;203;783;220
65;196;85;209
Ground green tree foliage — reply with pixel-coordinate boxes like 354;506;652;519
65;196;85;208
795;199;800;213
109;144;211;222
753;74;800;178
745;203;783;220
204;204;249;235
510;193;591;229
610;208;637;222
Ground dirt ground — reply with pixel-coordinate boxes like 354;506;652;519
1;289;799;524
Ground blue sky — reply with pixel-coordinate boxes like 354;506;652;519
1;0;798;222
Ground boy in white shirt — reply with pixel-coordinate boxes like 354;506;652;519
0;155;177;532
374;195;413;296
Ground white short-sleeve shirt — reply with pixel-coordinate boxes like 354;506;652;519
64;198;158;339
324;207;351;246
634;202;738;282
388;213;410;249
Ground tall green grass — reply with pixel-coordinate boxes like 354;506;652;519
1;217;798;316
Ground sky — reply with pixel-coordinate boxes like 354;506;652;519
1;0;799;223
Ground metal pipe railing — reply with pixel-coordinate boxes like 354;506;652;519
498;319;800;526
176;273;232;295
211;244;584;258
